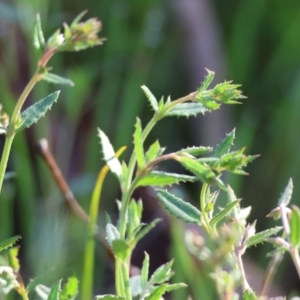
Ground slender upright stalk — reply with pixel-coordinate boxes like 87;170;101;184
0;69;40;194
259;252;282;296
235;252;251;292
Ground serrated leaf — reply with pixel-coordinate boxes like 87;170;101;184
278;178;293;206
98;129;122;180
17;91;60;132
141;253;149;291
156;189;201;224
245;227;282;249
146;284;167;300
145;140;164;162
95;295;125;300
197;69;215;92
60;275;78;300
33;14;45;56
111;239;130;261
0;235;21;253
177;157;216;183
8;247;20;271
106;224;120;247
149;260;173;285
47;280;61;300
135;219;161;244
210;200;239;227
141;85;158;112
179;146;212;156
41;73;74;86
105;212;112;225
290;206;300;247
137;171;197;187
165;282;187;292
213;129;235;158
129;275;141;297
165;103;207;117
134;118;145;169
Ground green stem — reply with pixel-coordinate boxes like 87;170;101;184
0;69;40;194
10;69;40;126
121;261;132;299
115;258;125;296
0;134;14;194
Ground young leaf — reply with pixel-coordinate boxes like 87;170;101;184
213;129;235;158
137;171;197;187
141;85;159;112
0;235;21;253
177;157;216;183
98;129;122;180
149;260;173;285
47;280;61;300
33;14;45;56
165;282;187;292
146;284;167;300
127;199;142;236
70;10;88;29
290;206;300;248
111;239;130;261
95;296;125;300
41;73;74;86
197;69;215;92
105;212;112;225
278;178;293;206
165;103;207;117
245;227;282;249
210;200;240;227
134;118;145;169
178;146;212;156
17;91;60;132
60;275;78;300
156;189;201;224
145;140;164;162
141;252;149;291
106;224;120;247
134;219;161;244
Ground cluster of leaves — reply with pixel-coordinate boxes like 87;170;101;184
0;236;79;300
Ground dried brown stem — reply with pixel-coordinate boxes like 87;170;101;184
36;138;115;262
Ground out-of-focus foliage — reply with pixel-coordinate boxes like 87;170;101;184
1;0;300;297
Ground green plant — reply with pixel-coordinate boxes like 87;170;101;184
1;11;300;300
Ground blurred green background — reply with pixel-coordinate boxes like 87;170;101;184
1;0;300;298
